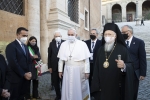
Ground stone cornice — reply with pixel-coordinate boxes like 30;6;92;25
47;19;80;30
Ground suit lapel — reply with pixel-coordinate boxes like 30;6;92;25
129;37;136;50
53;41;59;52
93;40;99;52
15;40;27;57
87;40;91;52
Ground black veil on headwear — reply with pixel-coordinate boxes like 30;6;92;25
101;23;127;48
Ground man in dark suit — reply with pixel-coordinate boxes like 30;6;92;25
5;27;32;100
85;28;101;88
121;25;147;100
0;54;10;99
48;31;64;100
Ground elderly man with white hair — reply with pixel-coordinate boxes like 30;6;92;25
48;31;64;100
58;28;91;100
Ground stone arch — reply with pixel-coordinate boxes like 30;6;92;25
142;0;150;20
126;2;136;22
112;4;122;22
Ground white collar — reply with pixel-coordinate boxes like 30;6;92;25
16;38;22;46
91;39;97;43
126;36;133;43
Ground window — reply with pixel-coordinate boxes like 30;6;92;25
84;8;89;30
85;10;88;28
0;0;24;15
68;0;79;24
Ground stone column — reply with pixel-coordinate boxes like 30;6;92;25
137;0;143;19
27;0;40;47
107;4;112;22
40;0;50;63
136;0;138;19
122;3;126;22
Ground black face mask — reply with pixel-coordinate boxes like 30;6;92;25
90;35;96;40
122;34;129;40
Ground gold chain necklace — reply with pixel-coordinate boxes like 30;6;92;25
103;43;117;68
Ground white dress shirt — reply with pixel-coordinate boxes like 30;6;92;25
125;36;133;47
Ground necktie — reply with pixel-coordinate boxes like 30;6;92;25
126;41;129;48
57;42;60;49
91;42;95;52
92;42;95;48
21;43;26;55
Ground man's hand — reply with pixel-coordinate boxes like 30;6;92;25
85;73;90;79
1;89;10;98
24;72;32;80
49;68;52;73
59;72;63;79
139;76;145;80
115;59;125;69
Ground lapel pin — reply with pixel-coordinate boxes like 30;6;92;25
133;42;135;44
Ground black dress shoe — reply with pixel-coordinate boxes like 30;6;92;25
55;97;61;100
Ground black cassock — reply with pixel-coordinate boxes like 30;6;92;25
91;43;134;100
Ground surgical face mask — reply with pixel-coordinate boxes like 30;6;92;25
122;34;129;40
55;37;61;42
30;42;36;46
104;36;115;43
20;37;27;44
68;36;75;43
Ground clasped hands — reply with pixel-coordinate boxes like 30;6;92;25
24;72;32;80
1;89;10;98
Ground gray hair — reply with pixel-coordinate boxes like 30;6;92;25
68;28;77;34
122;25;133;34
91;28;99;34
54;31;62;36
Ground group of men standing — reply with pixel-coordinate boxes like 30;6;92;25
48;23;147;100
0;22;147;100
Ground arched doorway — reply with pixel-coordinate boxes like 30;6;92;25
126;2;136;22
142;0;150;20
112;4;122;22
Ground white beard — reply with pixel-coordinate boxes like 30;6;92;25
104;42;115;52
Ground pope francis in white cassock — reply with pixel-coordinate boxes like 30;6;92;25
57;28;91;100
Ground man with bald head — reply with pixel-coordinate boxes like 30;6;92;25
48;31;64;100
58;28;91;100
121;25;147;100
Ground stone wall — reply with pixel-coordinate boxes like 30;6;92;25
0;10;27;56
0;0;28;57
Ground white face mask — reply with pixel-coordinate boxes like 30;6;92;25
104;36;115;43
30;42;36;46
55;37;61;42
68;36;75;43
20;37;27;44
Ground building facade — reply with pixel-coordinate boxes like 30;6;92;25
102;0;150;24
0;0;102;63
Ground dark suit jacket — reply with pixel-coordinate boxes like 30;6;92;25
5;40;32;83
0;54;7;99
128;36;147;78
85;39;101;64
48;40;64;72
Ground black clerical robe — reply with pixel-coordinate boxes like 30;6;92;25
91;43;134;100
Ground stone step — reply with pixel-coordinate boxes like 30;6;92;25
146;54;150;59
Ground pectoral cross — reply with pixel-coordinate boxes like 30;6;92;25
69;55;72;60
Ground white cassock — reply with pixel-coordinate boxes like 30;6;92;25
57;39;91;100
